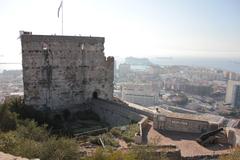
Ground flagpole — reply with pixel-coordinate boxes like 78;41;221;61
62;0;63;35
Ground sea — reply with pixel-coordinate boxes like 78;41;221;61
1;57;240;73
149;57;240;73
0;64;22;73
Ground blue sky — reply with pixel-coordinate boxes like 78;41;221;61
0;0;240;63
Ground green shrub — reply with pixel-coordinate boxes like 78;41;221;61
220;147;240;160
4;96;23;112
0;131;80;160
81;147;169;160
13;138;41;158
0;131;41;159
40;137;80;160
88;133;119;148
0;104;18;132
88;136;100;145
16;119;49;141
110;124;139;143
0;97;80;160
107;150;135;160
5;97;51;126
0;131;18;153
81;148;107;160
110;127;121;137
101;133;119;147
131;146;159;160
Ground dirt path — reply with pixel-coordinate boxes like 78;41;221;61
0;152;28;160
117;138;128;149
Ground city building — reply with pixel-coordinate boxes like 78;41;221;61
118;63;131;77
120;83;159;106
153;107;225;133
225;80;240;108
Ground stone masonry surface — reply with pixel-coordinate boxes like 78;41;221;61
21;34;114;110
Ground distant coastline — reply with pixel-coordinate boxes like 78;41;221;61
149;57;240;73
1;57;240;73
0;64;22;73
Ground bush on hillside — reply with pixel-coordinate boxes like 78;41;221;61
81;147;169;160
0;104;18;132
220;147;240;160
88;132;119;148
0;125;80;160
110;124;139;143
0;98;80;160
5;97;51;125
40;137;80;160
16;119;49;142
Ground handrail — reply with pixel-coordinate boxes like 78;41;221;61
74;127;108;137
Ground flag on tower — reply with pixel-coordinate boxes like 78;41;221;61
58;1;63;18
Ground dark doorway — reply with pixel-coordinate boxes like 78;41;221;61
92;91;98;99
62;109;71;121
53;114;63;123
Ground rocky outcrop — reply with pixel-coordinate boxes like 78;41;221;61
0;152;28;160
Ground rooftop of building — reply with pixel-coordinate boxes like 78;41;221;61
20;31;104;43
155;107;224;124
125;101;224;124
228;80;240;85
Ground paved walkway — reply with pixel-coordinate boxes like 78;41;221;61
144;122;231;157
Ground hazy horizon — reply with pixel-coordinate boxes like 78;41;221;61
0;0;240;63
2;56;240;73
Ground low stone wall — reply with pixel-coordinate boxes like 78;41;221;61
182;155;220;160
134;115;148;144
228;128;240;147
90;99;143;127
124;101;155;120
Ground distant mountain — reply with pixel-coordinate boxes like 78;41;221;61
125;57;152;65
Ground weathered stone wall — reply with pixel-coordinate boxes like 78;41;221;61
228;128;240;147
134;115;148;144
153;115;209;133
90;99;143;127
21;34;114;110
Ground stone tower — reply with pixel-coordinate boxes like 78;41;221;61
21;33;114;110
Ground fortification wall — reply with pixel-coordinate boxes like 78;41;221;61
21;34;113;110
90;99;143;127
153;115;210;133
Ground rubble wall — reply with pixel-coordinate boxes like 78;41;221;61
21;34;114;110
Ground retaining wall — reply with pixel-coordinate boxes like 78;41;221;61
90;99;143;127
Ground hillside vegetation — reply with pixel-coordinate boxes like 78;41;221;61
0;97;80;160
